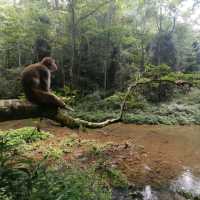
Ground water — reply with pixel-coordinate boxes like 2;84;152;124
113;168;200;200
142;186;158;200
171;168;200;199
138;169;200;199
102;124;200;200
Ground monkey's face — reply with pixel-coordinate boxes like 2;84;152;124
48;60;58;72
41;57;58;72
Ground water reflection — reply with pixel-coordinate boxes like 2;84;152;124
140;170;200;200
171;169;200;197
142;185;158;200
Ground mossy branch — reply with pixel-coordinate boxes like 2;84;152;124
0;99;120;128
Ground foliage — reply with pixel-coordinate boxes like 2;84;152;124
0;127;51;147
54;86;79;106
98;165;128;188
0;67;22;98
72;87;200;125
29;168;111;200
163;72;200;87
0;127;111;200
141;81;175;102
0;127;50;200
104;92;124;109
149;33;177;68
0;0;199;97
144;64;172;80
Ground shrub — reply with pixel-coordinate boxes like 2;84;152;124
30;168;111;200
104;92;124;110
0;67;23;99
54;86;79;106
144;64;171;80
0;128;111;200
0;127;51;146
141;81;175;102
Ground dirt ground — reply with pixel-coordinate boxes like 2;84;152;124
1;119;200;188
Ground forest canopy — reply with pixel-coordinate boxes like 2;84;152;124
0;0;199;98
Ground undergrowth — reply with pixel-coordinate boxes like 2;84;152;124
0;127;51;145
0;127;112;200
73;88;200;125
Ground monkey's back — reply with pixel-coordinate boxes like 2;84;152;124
21;64;45;102
21;58;66;108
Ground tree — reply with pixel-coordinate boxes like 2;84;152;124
147;0;179;69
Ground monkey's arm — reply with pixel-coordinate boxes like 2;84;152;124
39;69;50;91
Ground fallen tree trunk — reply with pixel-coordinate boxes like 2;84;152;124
0;99;120;128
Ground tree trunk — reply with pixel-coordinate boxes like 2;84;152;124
69;0;79;88
54;0;59;8
140;39;145;72
104;60;107;91
0;100;120;129
60;54;66;88
18;43;22;67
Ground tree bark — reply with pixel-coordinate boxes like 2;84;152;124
0;99;120;128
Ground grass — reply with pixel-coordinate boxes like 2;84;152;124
0;127;51;145
27;167;112;200
72;88;200;125
99;166;129;188
0;127;115;200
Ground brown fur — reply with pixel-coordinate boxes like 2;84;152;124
21;57;65;108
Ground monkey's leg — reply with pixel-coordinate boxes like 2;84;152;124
32;89;66;108
45;94;74;111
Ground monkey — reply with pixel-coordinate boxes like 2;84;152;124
21;57;68;109
175;80;186;87
175;80;192;93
